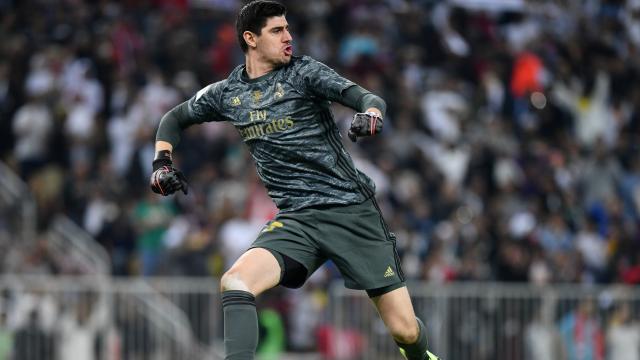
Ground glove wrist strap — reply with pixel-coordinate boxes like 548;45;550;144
153;150;173;171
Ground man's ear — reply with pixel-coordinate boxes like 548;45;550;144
243;31;257;49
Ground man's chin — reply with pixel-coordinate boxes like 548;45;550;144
280;56;292;65
273;57;292;68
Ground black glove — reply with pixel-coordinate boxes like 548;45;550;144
348;111;383;142
150;151;188;196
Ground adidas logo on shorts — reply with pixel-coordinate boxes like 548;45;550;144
384;266;395;278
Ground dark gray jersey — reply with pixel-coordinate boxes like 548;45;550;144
186;55;375;211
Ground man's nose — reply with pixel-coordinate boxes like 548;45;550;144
283;29;292;42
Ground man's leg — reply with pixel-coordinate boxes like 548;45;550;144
220;248;281;360
371;286;439;360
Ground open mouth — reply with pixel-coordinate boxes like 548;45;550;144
284;45;292;56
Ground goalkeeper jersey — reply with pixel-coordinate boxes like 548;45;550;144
185;55;375;212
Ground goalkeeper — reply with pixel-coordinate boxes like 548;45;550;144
150;1;439;359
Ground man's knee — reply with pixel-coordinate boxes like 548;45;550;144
220;248;282;295
390;318;420;344
220;268;250;293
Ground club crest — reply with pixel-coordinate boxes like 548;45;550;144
274;82;285;99
252;90;262;104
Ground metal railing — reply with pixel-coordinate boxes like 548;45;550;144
47;216;111;275
328;282;640;360
4;276;640;360
0;162;36;273
0;275;221;360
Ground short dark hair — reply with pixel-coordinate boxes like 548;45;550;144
236;0;287;53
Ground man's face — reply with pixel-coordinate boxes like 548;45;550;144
254;15;293;66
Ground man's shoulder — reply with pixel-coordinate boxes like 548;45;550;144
196;67;244;100
226;64;246;83
201;65;244;92
195;79;226;102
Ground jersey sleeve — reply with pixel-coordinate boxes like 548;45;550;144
187;80;225;122
295;56;356;102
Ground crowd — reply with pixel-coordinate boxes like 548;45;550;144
2;0;640;357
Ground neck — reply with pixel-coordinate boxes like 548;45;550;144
245;53;275;79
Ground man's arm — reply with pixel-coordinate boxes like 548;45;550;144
155;140;173;154
150;101;202;196
155;101;194;150
150;81;224;196
340;85;387;117
295;57;385;142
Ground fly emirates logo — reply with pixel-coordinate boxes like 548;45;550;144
238;110;295;141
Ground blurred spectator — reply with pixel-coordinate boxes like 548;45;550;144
420;77;469;143
339;23;380;66
11;93;53;181
219;210;260;271
287;281;326;351
606;303;640;360
552;71;615;148
115;298;153;360
317;325;365;360
510;50;546;128
132;193;176;276
57;297;106;360
0;312;12;360
534;212;573;254
559;300;604;360
207;23;239;79
13;311;54;360
575;219;608;283
525;304;563;360
257;308;286;360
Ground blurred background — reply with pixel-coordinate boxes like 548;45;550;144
1;0;640;359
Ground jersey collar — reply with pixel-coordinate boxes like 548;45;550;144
239;66;279;84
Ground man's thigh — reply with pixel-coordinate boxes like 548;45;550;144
314;198;405;291
250;211;326;288
222;248;281;295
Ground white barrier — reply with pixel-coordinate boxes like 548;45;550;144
2;276;640;360
328;282;640;360
0;275;220;360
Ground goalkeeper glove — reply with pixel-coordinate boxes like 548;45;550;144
348;111;383;142
150;151;188;196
